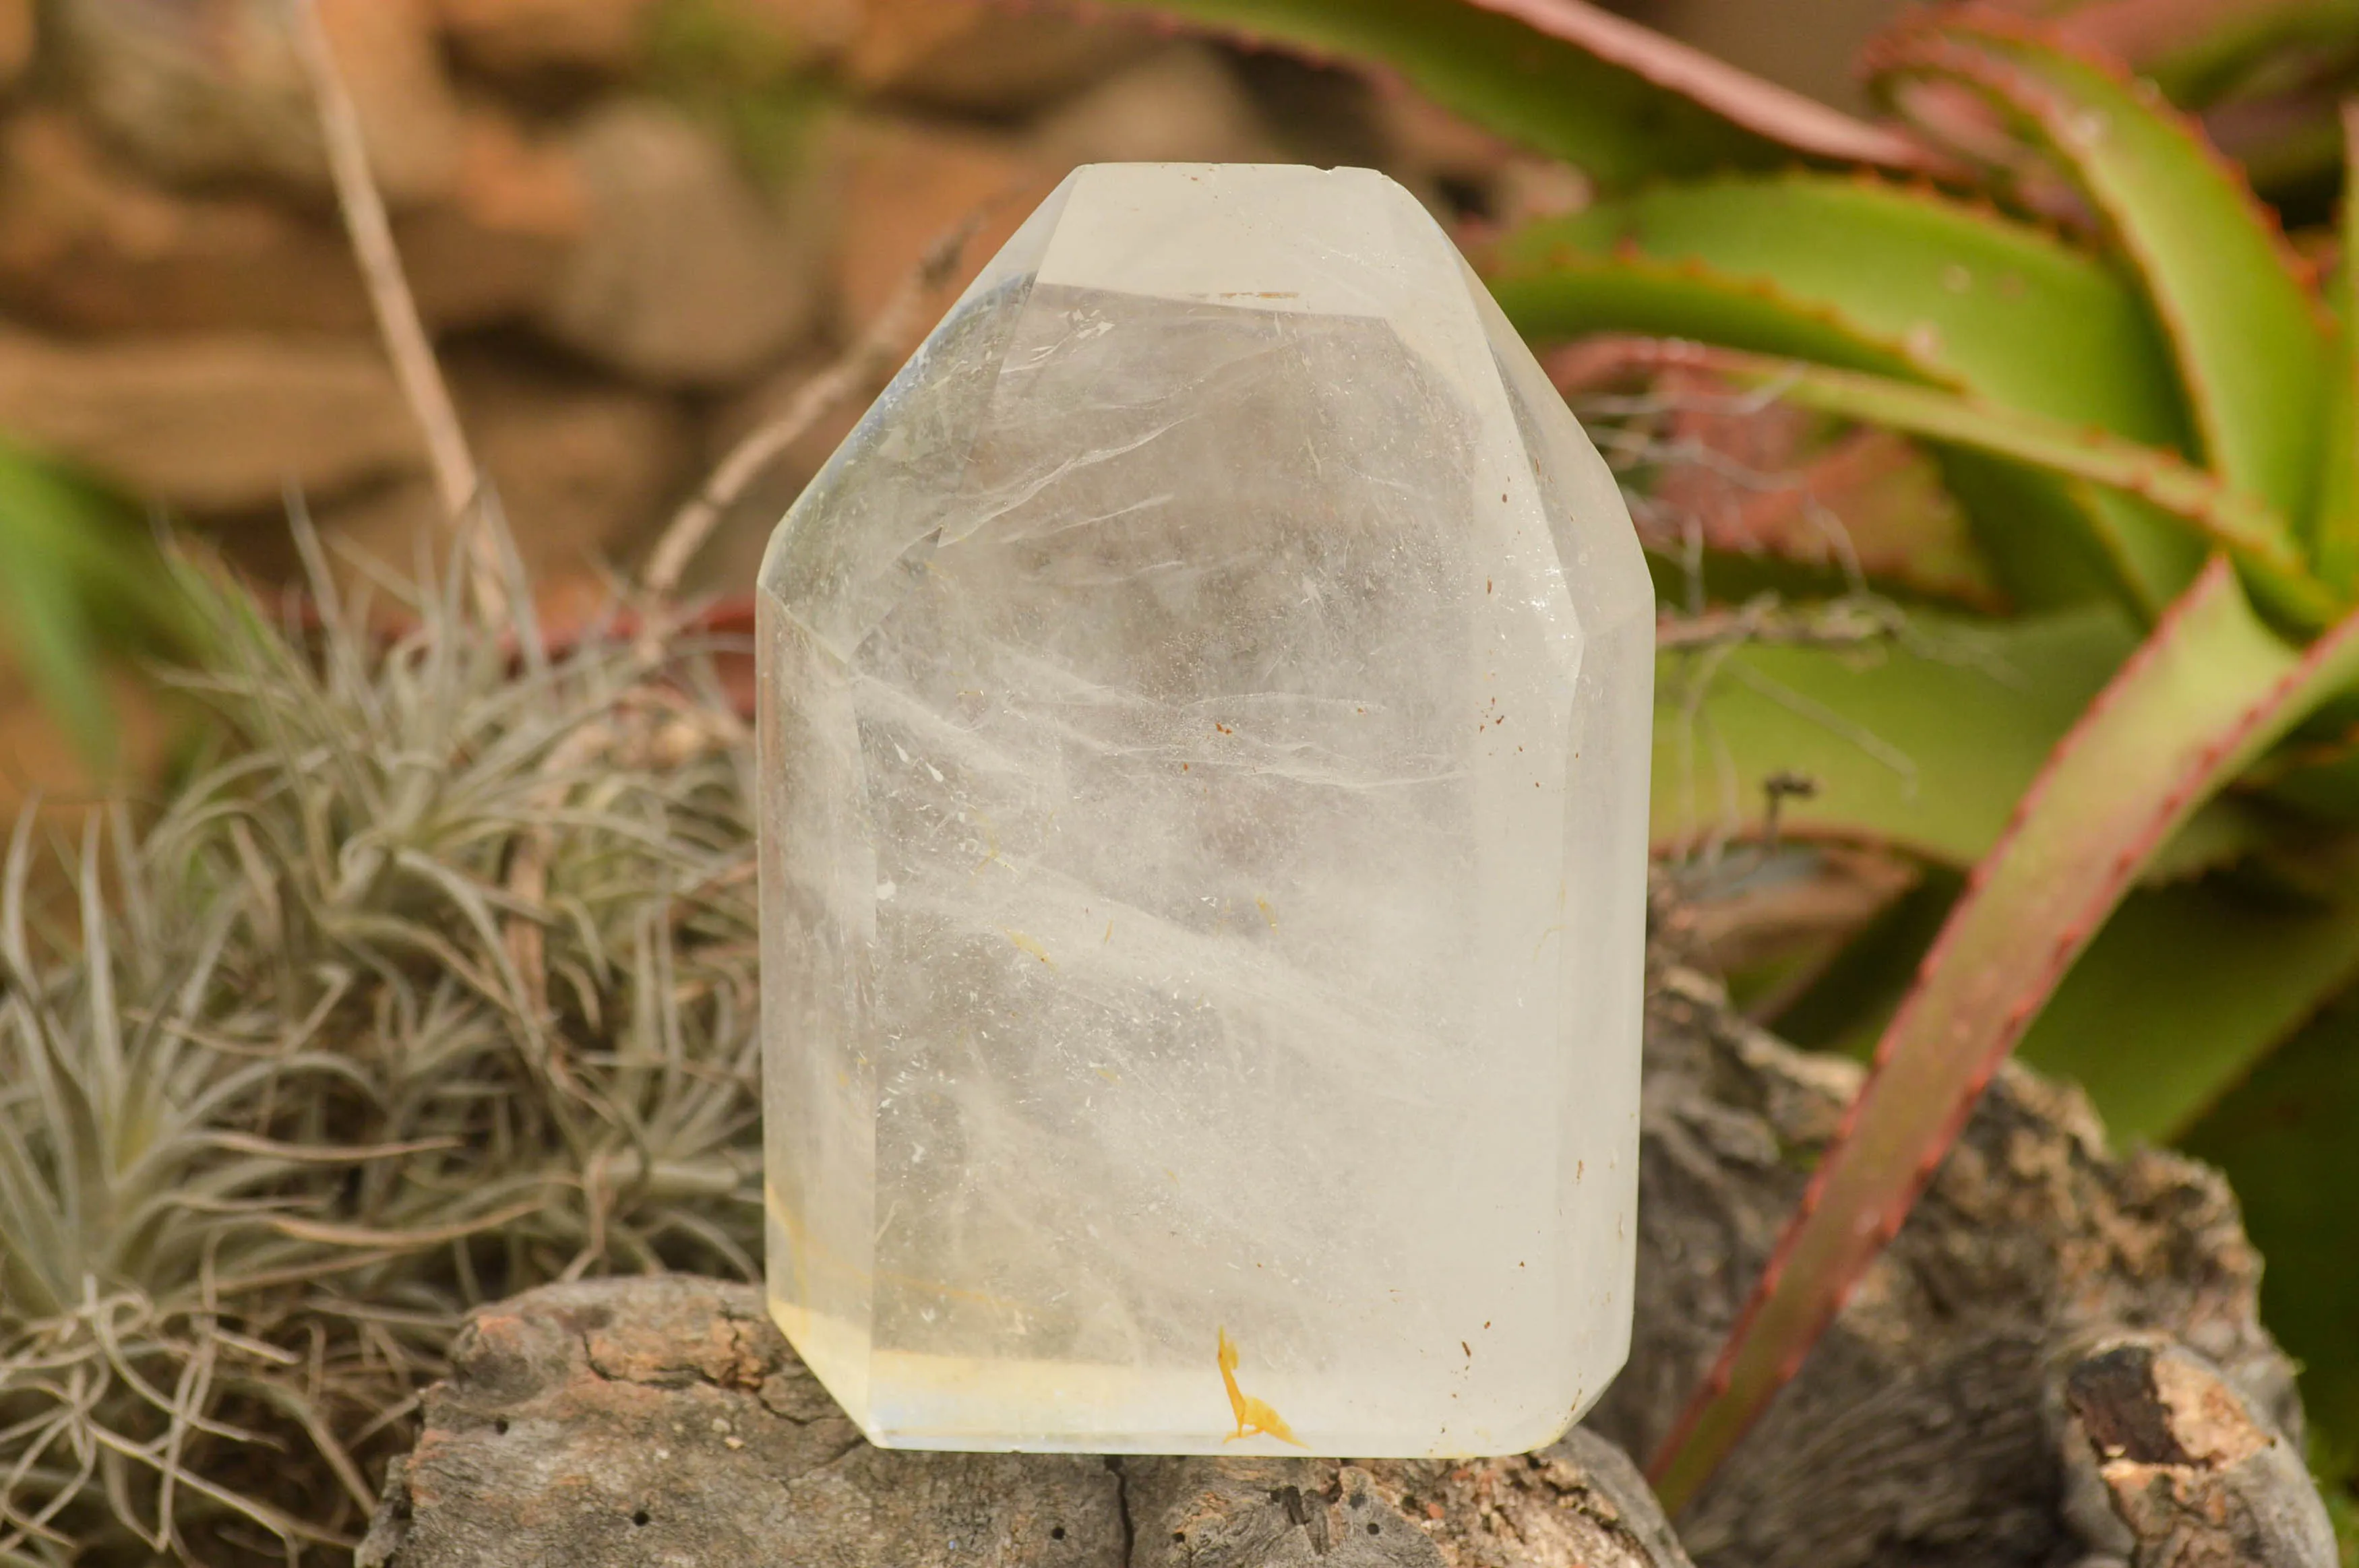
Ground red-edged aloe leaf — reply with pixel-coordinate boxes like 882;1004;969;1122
1611;341;2333;627
1769;838;2323;1043
1491;174;2206;613
1651;557;2359;1511
2182;991;2359;1482
1493;251;1928;379
2018;875;2359;1141
1655;604;2135;863
1492;173;2189;443
1087;0;1933;185
2048;0;2359;103
1869;14;2332;524
2315;102;2359;591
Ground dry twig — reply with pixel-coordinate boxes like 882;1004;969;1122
286;0;503;617
642;214;988;600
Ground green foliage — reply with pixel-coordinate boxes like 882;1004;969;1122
1126;0;2359;1516
0;535;758;1562
646;0;834;186
0;445;196;768
1089;0;1930;187
2184;993;2359;1484
20;0;2359;1544
1495;174;2192;443
1657;561;2359;1506
1490;172;2206;610
1870;15;2333;524
1655;604;2133;863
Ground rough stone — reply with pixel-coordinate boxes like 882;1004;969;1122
0;0;32;87
431;0;861;74
356;955;2329;1568
1030;46;1281;168
826;113;1060;348
0;104;582;335
1372;87;1513;205
355;1276;1688;1568
722;0;867;61
0;664;169;841
843;0;1156;113
1599;961;2315;1568
1124;1439;1692;1568
303;347;696;586
428;0;661;75
535;99;823;387
394;105;592;331
53;0;465;206
691;343;877;594
0;327;419;511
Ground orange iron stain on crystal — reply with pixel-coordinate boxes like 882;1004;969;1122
1217;1326;1304;1447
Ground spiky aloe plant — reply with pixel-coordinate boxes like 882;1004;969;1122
0;535;760;1563
1095;0;2359;1514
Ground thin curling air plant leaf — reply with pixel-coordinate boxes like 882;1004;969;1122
1650;559;2359;1512
1086;0;1934;186
1612;342;2336;629
0;528;761;1559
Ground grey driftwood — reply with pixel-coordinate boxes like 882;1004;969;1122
358;962;2331;1568
352;1275;1691;1568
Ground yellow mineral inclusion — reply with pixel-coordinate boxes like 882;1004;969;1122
1003;929;1054;965
1217;1326;1304;1447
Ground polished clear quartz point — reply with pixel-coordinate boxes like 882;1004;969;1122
759;163;1653;1457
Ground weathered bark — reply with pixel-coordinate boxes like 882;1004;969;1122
359;960;2329;1568
353;1276;1689;1568
1598;965;2315;1568
2054;1335;2335;1568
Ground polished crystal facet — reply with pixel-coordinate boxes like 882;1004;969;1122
758;164;1653;1457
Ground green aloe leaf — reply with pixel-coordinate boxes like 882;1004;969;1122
2182;991;2359;1484
1653;559;2359;1511
2049;0;2359;105
2314;103;2359;590
1869;15;2332;525
1494;251;1927;378
1492;173;2189;443
1488;175;2202;611
1088;0;1932;186
2017;877;2359;1143
2248;721;2359;821
1655;604;2135;863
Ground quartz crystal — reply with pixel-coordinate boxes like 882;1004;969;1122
759;164;1653;1457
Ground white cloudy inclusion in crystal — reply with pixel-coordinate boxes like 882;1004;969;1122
758;164;1653;1457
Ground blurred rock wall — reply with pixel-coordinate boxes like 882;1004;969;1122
0;0;1591;615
